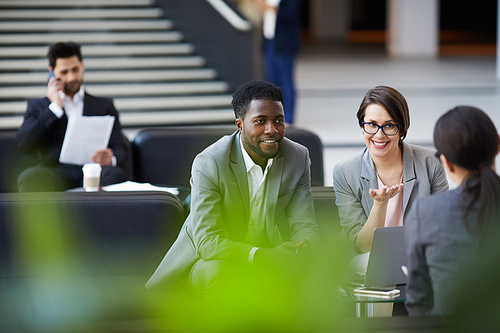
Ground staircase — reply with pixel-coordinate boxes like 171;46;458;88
0;0;235;130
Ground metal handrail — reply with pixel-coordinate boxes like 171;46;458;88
206;0;253;32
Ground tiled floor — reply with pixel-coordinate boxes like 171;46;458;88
293;42;500;187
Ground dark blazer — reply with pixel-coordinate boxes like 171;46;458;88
146;131;320;289
16;92;127;167
274;0;302;55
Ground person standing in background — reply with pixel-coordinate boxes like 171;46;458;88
254;0;302;125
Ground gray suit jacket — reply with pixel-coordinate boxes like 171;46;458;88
332;142;449;254
146;131;319;289
405;185;478;316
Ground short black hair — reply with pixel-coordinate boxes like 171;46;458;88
231;80;284;119
47;42;83;68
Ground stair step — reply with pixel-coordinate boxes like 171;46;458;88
119;109;235;127
0;32;183;44
0;9;163;19
0;82;230;99
0;69;218;84
0;20;173;32
0;108;235;130
0;101;27;114
0;44;194;58
0;116;23;130
0;95;233;114
0;57;205;71
115;95;233;111
0;0;154;8
0;0;233;129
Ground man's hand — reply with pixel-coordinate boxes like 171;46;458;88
92;148;114;166
47;76;64;108
253;240;311;273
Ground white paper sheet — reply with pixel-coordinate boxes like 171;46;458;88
59;115;115;165
102;181;179;196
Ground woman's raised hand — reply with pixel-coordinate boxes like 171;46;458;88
369;183;404;203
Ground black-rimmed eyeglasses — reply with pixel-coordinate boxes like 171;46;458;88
361;122;401;136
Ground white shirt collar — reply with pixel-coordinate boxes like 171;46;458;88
64;85;84;104
240;134;273;172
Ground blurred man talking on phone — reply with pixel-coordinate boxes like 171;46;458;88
16;42;129;192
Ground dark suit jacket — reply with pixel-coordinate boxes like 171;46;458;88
274;0;302;55
146;131;319;289
16;92;127;167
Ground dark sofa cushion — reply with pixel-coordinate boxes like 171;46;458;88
132;125;324;187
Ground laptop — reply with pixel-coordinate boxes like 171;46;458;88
363;226;407;288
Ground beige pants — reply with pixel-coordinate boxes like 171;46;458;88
347;252;370;277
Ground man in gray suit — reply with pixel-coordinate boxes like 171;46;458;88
146;81;319;301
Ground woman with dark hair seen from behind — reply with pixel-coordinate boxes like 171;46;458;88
405;106;500;316
333;86;448;277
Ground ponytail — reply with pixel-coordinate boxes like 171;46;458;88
462;166;500;235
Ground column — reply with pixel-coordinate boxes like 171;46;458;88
387;0;439;58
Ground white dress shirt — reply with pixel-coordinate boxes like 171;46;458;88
240;137;274;262
48;85;85;119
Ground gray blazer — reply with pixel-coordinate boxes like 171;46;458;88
146;131;319;289
332;142;449;253
405;186;478;316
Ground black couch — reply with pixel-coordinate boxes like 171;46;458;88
132;125;324;188
0;125;324;192
0;190;186;331
0;125;336;266
0;191;185;278
130;125;337;240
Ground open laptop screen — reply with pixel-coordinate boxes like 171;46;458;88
363;226;407;288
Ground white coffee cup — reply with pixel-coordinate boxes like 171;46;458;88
82;163;102;192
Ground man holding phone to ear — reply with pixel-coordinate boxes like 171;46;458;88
16;42;129;192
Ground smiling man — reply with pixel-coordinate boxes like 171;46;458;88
16;42;129;192
146;81;319;305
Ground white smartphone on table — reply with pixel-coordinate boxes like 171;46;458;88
353;287;400;297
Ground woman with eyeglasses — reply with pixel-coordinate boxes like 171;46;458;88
405;106;500;316
333;86;449;276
